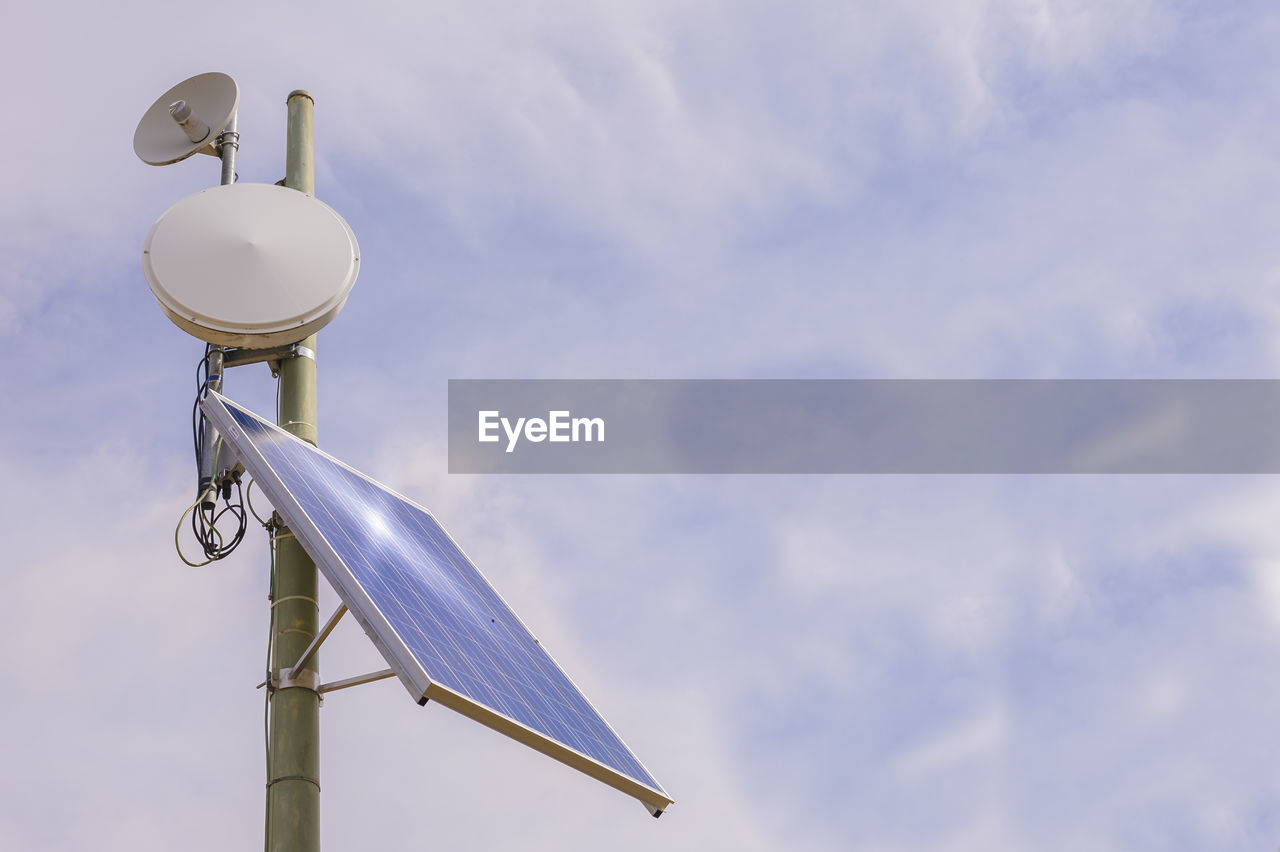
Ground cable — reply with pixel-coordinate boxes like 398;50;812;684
188;437;248;561
175;345;251;565
174;488;218;567
246;478;271;528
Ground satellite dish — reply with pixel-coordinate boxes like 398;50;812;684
134;72;239;165
142;183;360;348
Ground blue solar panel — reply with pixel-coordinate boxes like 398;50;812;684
201;392;671;815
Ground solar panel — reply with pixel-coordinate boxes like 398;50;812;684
200;391;672;815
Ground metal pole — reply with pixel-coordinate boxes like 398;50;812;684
268;89;320;852
197;346;224;510
197;101;239;509
217;113;239;186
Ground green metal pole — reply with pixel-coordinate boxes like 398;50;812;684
268;89;321;852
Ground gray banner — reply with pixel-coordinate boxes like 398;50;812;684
447;380;1280;473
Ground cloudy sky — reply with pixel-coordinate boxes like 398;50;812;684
6;1;1280;849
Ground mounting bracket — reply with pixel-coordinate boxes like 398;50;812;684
272;667;321;692
223;342;316;376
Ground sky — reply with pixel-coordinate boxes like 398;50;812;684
5;1;1280;849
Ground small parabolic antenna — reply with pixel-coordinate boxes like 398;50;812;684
142;183;360;348
134;72;239;166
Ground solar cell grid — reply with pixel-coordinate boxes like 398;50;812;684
201;391;670;815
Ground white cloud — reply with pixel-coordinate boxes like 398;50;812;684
890;703;1006;781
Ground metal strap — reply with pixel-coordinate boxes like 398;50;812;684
274;667;321;692
279;420;316;434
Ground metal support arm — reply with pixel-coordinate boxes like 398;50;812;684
318;669;396;694
289;603;346;681
223;342;316;370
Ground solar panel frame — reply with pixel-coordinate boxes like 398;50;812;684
200;391;672;815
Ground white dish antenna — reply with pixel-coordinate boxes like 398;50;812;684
134;72;239;165
142;183;360;348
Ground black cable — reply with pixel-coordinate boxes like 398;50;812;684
185;344;249;563
191;477;248;560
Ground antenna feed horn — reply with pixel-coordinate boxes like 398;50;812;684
168;99;212;144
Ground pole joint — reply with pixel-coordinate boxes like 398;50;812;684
267;774;321;792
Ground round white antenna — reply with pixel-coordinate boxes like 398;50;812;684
134;72;239;165
142;183;360;348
